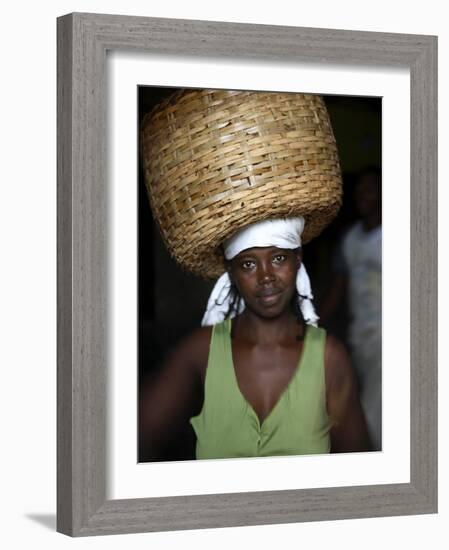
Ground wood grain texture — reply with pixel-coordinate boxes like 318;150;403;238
57;13;74;536
56;12;438;536
409;35;438;508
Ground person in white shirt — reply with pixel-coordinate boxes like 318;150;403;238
320;167;382;450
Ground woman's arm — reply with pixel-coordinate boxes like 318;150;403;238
139;326;212;459
324;335;372;453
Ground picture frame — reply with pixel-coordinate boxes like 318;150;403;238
57;12;437;536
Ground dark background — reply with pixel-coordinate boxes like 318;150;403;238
138;86;381;461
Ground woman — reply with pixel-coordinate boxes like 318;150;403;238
139;218;371;460
139;89;371;460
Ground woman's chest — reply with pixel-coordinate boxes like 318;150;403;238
231;342;303;424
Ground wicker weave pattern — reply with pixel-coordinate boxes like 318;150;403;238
140;89;342;279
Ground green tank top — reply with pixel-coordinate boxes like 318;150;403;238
190;318;331;459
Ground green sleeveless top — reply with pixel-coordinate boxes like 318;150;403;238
190;318;331;459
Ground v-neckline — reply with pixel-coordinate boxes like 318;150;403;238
226;318;309;431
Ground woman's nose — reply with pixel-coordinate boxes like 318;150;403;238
258;263;275;284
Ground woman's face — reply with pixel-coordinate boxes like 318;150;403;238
228;246;301;319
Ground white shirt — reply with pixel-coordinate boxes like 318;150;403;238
342;222;382;354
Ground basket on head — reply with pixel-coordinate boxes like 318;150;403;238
140;89;342;279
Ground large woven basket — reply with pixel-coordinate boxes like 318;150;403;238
140;89;342;279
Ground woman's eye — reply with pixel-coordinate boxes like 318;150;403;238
273;254;286;263
241;260;255;269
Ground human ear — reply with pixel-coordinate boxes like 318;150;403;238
295;248;303;269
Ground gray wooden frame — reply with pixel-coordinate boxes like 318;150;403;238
57;12;438;537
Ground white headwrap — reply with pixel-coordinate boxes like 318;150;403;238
201;217;319;327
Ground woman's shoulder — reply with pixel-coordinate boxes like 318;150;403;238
323;332;346;355
184;325;213;352
169;325;214;380
323;333;355;388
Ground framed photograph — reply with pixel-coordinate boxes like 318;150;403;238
137;88;382;466
57;12;437;536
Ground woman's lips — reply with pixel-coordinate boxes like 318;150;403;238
257;289;282;304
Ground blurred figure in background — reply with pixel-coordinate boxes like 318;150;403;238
320;167;382;450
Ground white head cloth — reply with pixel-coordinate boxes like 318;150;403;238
201;217;319;327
